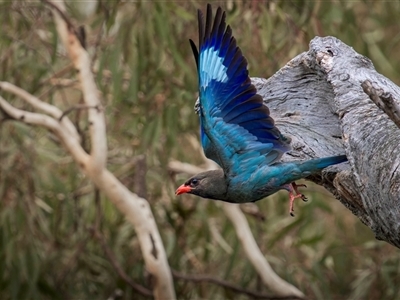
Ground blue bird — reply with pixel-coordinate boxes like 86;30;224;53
176;4;347;216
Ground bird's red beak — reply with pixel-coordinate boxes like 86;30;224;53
175;184;192;195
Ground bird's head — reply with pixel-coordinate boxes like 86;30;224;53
175;170;227;201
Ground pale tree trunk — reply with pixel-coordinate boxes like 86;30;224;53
252;36;400;248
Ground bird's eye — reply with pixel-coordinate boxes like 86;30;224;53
190;178;199;187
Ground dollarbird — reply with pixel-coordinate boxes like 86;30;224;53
176;4;347;216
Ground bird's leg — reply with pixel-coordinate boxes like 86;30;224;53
291;182;308;202
286;182;308;217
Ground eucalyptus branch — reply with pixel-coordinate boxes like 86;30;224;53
47;0;106;170
0;95;90;167
0;95;63;132
0;81;79;141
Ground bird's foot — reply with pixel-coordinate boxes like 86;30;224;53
291;182;308;202
288;182;308;217
289;192;305;217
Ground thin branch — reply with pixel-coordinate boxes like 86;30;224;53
41;0;86;47
362;80;400;129
172;270;301;300
47;0;107;171
0;81;80;141
39;63;74;86
0;95;90;167
59;104;100;121
0;81;60;117
0;95;62;131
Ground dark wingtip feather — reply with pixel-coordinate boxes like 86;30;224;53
204;4;213;46
189;39;199;69
211;7;223;38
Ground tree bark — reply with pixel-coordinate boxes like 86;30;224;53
252;36;400;248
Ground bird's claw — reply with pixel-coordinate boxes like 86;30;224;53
288;192;304;217
288;182;308;216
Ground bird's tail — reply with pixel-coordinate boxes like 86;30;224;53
296;155;348;172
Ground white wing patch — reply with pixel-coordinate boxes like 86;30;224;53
200;47;228;87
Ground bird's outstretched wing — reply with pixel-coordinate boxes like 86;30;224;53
189;4;291;176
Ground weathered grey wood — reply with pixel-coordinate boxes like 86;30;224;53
252;36;400;248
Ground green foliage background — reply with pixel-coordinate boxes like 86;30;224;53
1;0;400;299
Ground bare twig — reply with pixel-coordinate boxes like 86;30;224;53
172;270;301;300
41;0;86;48
0;81;59;117
0;95;63;131
0;81;80;141
39;63;74;86
362;80;400;129
0;94;90;167
59;104;100;121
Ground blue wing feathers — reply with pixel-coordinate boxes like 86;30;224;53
191;4;291;173
225;107;268;124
